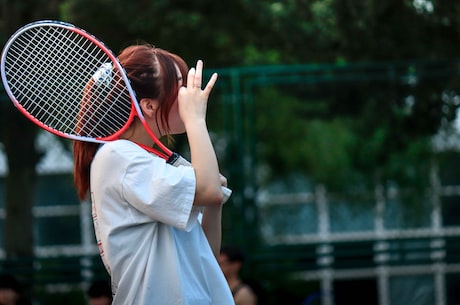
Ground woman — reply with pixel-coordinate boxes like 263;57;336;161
73;44;234;305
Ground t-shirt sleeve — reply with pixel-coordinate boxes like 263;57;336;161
121;151;198;231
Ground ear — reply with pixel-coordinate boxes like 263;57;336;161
139;98;159;117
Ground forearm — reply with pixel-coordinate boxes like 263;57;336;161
186;120;223;205
201;204;223;257
179;61;222;206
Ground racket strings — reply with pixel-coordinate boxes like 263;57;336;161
3;24;133;139
78;70;132;138
11;28;84;123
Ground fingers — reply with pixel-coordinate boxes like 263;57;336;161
186;60;217;94
194;60;203;89
187;66;196;89
219;174;228;187
203;73;218;94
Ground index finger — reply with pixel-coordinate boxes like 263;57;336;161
194;60;203;88
203;73;218;95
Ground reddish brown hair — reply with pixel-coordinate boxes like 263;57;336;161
73;45;188;200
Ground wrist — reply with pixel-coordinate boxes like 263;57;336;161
184;118;207;133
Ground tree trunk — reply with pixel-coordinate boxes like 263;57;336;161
3;110;38;272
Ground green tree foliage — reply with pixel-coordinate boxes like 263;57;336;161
63;0;270;66
254;88;357;187
1;0;460;262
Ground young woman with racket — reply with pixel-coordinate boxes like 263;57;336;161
2;21;233;304
73;45;235;305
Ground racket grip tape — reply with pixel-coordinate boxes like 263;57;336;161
168;152;232;204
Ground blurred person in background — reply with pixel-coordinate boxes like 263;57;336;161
219;246;258;305
0;274;30;305
87;280;112;305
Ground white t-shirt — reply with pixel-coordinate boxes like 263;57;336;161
90;140;235;305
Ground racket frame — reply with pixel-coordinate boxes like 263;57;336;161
1;20;231;202
0;20;171;158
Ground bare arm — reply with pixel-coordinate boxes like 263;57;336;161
178;60;223;206
202;174;228;255
201;205;223;256
178;60;226;253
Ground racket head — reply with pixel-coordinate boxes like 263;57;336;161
0;20;144;143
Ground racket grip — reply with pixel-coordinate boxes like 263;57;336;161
168;153;232;204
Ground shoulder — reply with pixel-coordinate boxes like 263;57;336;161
91;140;161;178
98;140;145;155
94;140;154;164
234;284;257;305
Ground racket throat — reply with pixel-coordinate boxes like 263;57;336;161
167;152;181;165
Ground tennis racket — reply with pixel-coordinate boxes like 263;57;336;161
0;20;231;203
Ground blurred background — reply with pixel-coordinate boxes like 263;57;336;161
2;0;460;304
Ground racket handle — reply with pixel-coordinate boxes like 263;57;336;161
168;153;232;204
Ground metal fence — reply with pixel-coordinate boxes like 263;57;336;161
2;60;460;304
